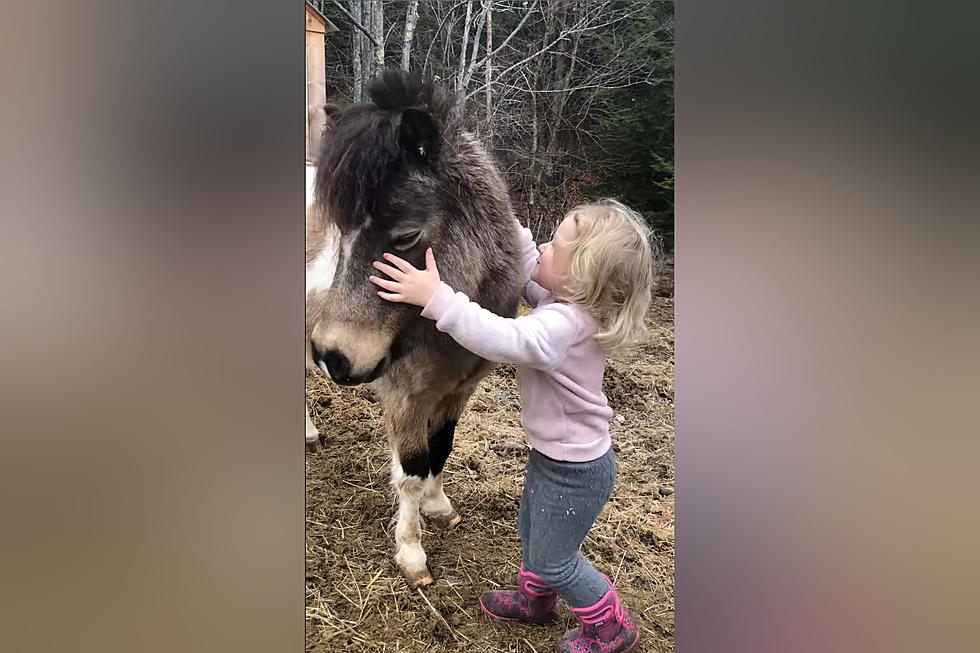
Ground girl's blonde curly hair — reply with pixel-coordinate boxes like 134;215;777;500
556;199;657;354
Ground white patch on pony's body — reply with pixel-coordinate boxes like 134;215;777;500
306;165;316;207
306;225;361;301
306;228;341;295
306;164;341;296
306;164;372;298
305;165;322;448
339;226;362;265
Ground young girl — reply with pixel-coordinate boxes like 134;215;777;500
369;199;654;653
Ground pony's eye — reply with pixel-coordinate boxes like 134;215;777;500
390;229;423;251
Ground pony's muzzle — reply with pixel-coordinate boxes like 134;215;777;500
314;345;387;386
309;321;393;385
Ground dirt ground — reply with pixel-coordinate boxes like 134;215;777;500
306;265;674;652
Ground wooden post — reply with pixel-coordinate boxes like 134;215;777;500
306;6;327;162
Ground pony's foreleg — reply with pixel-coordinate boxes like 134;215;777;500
305;402;321;451
305;337;323;452
387;407;432;587
421;389;473;529
421;418;461;529
421;471;461;529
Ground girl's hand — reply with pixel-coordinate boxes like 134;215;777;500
369;248;442;307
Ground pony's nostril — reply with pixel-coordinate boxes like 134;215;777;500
324;350;351;381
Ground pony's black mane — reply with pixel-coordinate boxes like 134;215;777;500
314;70;455;231
367;71;453;119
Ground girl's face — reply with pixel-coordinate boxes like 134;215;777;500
531;215;577;293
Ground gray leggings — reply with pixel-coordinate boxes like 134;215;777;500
518;447;617;608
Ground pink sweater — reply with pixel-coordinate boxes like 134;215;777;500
421;226;613;462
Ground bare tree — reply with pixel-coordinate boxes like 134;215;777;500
456;1;474;92
322;1;672;239
371;0;385;73
350;0;363;101
463;3;487;87
331;0;389;96
401;1;421;71
484;1;493;141
362;1;373;80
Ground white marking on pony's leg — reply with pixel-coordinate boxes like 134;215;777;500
390;457;431;585
305;403;319;444
421;473;460;528
421;473;452;514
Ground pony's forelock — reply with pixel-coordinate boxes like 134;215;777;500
313;70;454;232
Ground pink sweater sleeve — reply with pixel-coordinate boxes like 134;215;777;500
421;282;579;370
516;224;552;308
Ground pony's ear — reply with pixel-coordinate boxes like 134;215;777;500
319;103;341;136
397;108;440;168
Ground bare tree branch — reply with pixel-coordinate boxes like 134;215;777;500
330;0;380;48
463;0;539;89
421;1;468;74
461;2;489;91
456;1;474;92
465;1;614;101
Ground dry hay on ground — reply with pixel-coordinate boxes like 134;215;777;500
306;284;674;652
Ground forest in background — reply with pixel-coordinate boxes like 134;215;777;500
312;0;673;250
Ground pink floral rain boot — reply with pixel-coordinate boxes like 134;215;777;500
556;585;639;653
479;565;559;625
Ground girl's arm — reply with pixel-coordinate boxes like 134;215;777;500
369;249;577;370
421;282;578;370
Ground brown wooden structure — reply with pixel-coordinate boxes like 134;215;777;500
306;2;338;163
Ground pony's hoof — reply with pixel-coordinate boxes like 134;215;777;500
306;438;323;453
401;566;433;587
428;511;462;530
